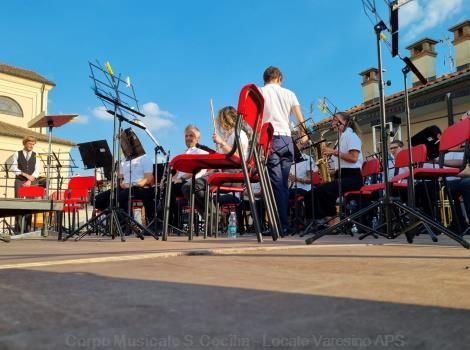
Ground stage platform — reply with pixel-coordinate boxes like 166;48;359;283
1;235;469;349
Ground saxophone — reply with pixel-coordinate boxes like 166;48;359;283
314;129;332;183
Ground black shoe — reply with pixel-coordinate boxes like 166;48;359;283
282;227;295;236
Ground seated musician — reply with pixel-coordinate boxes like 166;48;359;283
169;125;208;226
289;150;317;220
444;112;470;232
10;136;40;233
94;153;155;223
388;140;405;179
309;112;363;225
289;152;316;198
181;106;250;216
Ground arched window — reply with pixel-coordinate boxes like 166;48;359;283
0;96;23;117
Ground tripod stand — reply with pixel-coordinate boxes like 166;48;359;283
63;61;157;242
304;21;470;249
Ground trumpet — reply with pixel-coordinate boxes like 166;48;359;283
438;185;452;227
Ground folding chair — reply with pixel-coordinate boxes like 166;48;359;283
165;84;272;242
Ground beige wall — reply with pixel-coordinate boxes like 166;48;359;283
0;72;73;199
0;72;52;133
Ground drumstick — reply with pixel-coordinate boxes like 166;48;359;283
210;98;216;132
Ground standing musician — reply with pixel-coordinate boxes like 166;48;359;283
10;136;40;233
260;66;308;235
311;111;363;224
11;136;40;196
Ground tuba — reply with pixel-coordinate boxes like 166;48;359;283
314;129;332;183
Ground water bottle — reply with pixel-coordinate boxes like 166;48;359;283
227;212;237;239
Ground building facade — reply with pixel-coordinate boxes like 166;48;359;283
0;63;74;198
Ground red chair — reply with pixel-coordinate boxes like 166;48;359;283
17;186;46;233
17;186;45;198
60;176;96;238
407;118;470;231
359;145;428;194
202;123;276;239
166;84;267;241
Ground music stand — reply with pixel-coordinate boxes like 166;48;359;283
63;61;157;242
120;128;146;161
28;113;77;197
78;140;112;168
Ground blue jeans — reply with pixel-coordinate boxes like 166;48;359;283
267;135;294;230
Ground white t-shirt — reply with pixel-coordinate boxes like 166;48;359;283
120;155;153;185
260;83;300;136
290;155;317;191
220;129;249;160
330;127;363;170
176;146;209;180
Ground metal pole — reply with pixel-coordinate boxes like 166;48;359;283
403;67;416;208
375;21;392;236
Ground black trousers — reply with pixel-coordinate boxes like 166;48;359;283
95;187;155;222
169;181;186;226
182;178;208;216
305;168;363;219
15;177;38;233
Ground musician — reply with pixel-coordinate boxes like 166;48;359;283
181;107;249;216
289;154;316;196
312;112;363;223
94;154;155;223
388;140;405;179
10;136;40;197
169;125;208;226
445;112;470;231
260;66;308;234
10;136;40;233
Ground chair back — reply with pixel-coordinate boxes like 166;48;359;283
235;84;264;163
258;123;274;158
67;176;96;190
394;144;427;168
361;158;381;177
17;186;45;198
439;118;470;151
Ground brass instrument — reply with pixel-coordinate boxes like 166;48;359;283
314;129;332;183
438;185;452;227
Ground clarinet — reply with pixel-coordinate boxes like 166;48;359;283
156;153;170;213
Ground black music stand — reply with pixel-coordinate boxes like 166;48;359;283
63;61;158;242
120;128;147;229
78;140;112;171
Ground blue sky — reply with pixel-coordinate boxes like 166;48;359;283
2;0;469;172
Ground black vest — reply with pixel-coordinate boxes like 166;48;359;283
16;150;36;180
